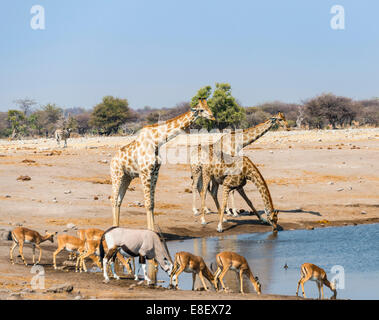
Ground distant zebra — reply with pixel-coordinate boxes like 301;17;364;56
54;128;71;148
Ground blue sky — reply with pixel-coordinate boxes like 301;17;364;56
0;1;378;111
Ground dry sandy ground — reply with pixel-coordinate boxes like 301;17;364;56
0;128;378;300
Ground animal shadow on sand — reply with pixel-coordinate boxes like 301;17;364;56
213;208;322;232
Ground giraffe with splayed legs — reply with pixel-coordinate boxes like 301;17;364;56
191;112;288;216
200;155;279;232
110;99;215;230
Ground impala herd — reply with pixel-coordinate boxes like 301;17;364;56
8;225;337;299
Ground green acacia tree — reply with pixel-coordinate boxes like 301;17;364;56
90;96;131;135
7;110;28;137
191;83;245;130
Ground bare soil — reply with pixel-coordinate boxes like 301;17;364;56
0;128;378;300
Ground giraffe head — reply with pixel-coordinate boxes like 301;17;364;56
191;98;215;121
271;112;290;131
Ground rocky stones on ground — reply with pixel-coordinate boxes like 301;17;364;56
6;292;22;300
66;223;76;229
63;260;77;267
129;201;143;207
64;190;72;194
46;283;74;293
16;175;31;181
21;159;36;164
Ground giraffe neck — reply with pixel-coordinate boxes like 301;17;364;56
212;118;275;156
247;163;275;214
151;110;197;147
241;118;275;150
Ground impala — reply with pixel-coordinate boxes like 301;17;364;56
213;251;261;294
296;263;337;299
10;227;56;266
53;234;101;271
169;251;215;291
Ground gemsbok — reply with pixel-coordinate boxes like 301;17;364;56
213;251;261;294
296;263;337;299
169;251;215;291
10;227;57;266
99;227;173;284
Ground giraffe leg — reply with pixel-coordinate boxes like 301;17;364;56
140;165;160;231
200;171;211;225
217;185;232;232
111;171;131;227
196;170;212;214
209;179;220;213
191;166;201;216
229;191;239;216
236;187;261;220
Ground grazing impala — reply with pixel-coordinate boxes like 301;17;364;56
53;234;101;271
76;239;102;272
169;251;215;291
296;263;337;299
213;251;261;294
10;227;57;266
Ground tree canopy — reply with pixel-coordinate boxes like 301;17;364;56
90;96;131;135
191;83;246;130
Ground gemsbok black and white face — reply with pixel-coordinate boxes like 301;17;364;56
162;257;173;275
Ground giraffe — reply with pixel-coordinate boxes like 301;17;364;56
190;112;288;216
200;155;279;233
110;99;215;230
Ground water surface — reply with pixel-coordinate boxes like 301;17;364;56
160;224;379;299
